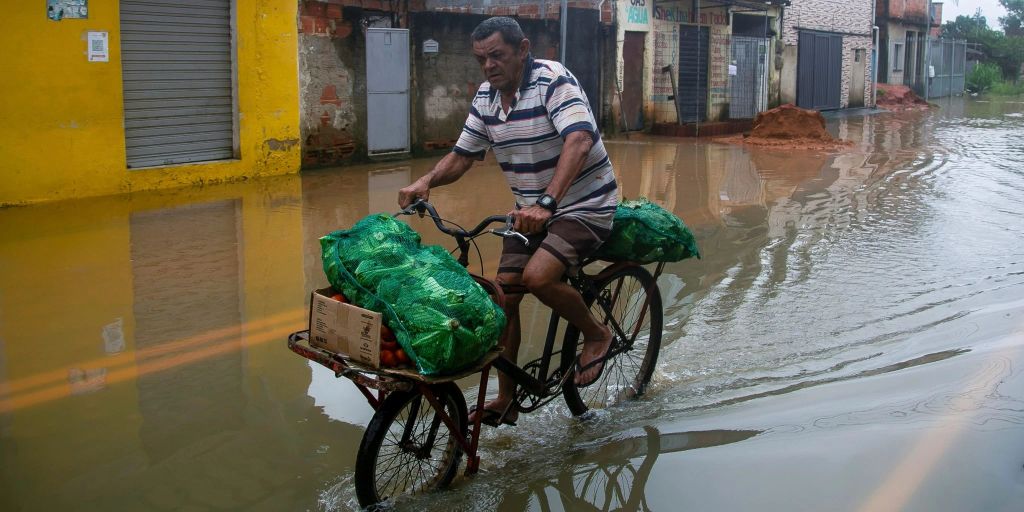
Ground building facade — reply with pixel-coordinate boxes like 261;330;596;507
297;0;612;168
875;0;943;90
780;0;875;110
642;0;786;127
1;1;301;206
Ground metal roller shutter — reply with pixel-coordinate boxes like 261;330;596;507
677;25;709;123
120;0;235;169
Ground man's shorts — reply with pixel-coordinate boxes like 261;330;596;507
497;215;612;275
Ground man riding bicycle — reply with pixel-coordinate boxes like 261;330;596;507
398;17;619;426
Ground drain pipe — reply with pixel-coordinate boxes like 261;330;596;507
560;0;568;63
923;0;931;100
696;0;701;137
870;0;878;107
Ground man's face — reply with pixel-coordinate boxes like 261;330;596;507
472;32;529;93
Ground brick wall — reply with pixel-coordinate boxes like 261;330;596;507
298;2;367;167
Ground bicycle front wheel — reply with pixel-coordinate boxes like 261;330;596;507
562;265;663;416
354;382;467;508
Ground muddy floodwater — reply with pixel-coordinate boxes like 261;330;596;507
3;98;1024;511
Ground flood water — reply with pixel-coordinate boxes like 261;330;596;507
2;97;1024;511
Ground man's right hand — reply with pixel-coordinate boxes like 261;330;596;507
398;179;430;209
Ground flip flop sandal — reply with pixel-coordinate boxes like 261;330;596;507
574;336;615;388
469;405;517;427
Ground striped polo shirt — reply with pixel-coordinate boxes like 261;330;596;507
453;56;618;229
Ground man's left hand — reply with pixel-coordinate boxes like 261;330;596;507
513;205;552;235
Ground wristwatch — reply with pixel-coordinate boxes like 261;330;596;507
536;193;558;213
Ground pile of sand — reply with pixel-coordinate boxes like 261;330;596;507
876;84;931;111
750;103;833;140
717;104;851;151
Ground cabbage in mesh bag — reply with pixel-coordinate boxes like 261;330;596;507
320;214;505;375
595;198;701;263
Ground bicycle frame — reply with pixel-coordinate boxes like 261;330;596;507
488;259;666;411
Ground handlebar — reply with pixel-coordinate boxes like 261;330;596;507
398;199;528;246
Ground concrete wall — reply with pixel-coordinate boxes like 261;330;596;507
781;0;874;109
410;12;562;152
0;1;301;206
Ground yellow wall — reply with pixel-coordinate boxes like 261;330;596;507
0;1;300;207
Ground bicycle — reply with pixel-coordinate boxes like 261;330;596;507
287;199;666;508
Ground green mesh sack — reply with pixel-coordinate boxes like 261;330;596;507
320;214;506;376
595;198;701;263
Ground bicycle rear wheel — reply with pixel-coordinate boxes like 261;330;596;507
561;265;663;416
354;383;467;508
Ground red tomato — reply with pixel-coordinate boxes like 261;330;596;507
330;293;348;303
380;324;396;342
380;339;399;352
380;350;397;368
395;348;411;365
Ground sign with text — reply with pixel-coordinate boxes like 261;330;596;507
87;31;108;62
654;4;729;25
618;0;652;31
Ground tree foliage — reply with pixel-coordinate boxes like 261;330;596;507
942;9;1024;80
999;0;1024;34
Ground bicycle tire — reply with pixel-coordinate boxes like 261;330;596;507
354;383;467;508
561;265;663;416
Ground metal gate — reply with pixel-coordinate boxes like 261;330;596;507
926;39;967;98
677;25;709;123
729;36;768;119
366;28;410;155
797;30;842;110
621;31;645;131
120;0;236;169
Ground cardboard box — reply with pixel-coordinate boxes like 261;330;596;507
309;288;382;368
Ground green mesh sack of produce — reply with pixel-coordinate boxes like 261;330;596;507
594;198;701;263
320;214;506;376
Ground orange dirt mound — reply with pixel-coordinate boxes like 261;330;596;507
876;84;930;110
714;104;851;151
749;104;833;140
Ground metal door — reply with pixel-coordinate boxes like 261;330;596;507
729;36;768;119
621;31;645;131
797;30;842;110
366;28;410;155
677;25;709;123
926;38;967;99
120;0;236;169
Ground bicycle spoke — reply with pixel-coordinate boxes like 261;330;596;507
567;267;661;412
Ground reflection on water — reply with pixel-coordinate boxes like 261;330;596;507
432;427;760;512
2;97;1024;510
